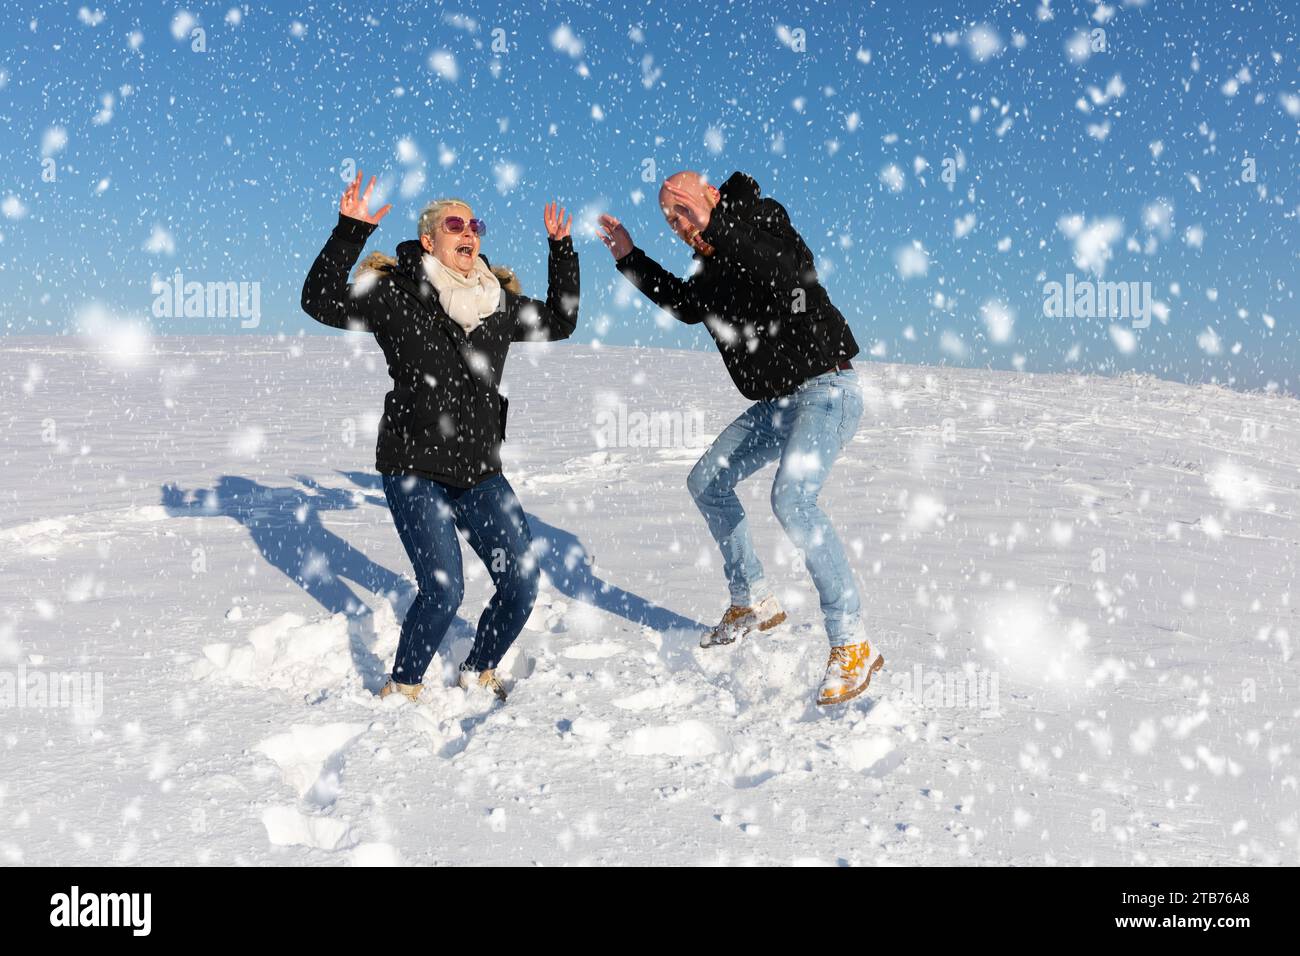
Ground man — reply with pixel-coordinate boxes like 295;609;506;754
598;170;883;706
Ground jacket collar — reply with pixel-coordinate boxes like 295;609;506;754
394;240;494;283
691;171;760;264
395;239;425;280
387;242;503;346
714;171;760;220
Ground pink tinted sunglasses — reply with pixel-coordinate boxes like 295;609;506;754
441;216;487;237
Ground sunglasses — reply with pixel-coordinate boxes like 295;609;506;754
441;216;488;237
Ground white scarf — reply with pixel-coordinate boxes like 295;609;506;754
421;253;502;334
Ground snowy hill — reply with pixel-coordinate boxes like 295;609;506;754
1;336;1297;865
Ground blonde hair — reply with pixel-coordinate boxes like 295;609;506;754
417;197;472;238
355;196;520;292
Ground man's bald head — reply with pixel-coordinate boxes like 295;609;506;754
660;169;710;202
660;170;721;250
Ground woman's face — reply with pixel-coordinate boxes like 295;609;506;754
421;203;479;276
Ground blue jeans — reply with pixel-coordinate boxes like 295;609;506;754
687;369;865;646
382;473;539;681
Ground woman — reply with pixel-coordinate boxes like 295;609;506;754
301;170;578;702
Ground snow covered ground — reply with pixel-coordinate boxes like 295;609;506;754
1;335;1297;866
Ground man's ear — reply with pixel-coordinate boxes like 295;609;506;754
706;185;721;207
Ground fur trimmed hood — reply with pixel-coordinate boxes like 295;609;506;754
355;240;521;294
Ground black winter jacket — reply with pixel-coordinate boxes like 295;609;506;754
301;214;579;487
616;171;857;401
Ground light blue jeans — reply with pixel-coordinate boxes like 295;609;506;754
687;368;865;646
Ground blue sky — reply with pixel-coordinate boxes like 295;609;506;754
1;0;1296;390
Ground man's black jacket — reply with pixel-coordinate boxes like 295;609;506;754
616;171;857;401
301;214;579;487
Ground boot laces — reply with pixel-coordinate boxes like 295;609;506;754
829;644;866;675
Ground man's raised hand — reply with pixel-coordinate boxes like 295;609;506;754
339;170;392;225
597;214;633;259
660;181;711;234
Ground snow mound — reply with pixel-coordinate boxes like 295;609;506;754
624;720;731;757
652;623;824;714
194;606;399;693
562;640;623;660
836;734;896;773
613;683;700;712
254;722;368;805
261;806;354;851
719;631;826;711
349;843;403;866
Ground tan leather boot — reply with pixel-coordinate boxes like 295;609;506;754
816;640;885;706
458;668;508;701
700;594;787;648
378;679;423;703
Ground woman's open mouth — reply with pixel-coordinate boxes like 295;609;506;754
455;243;474;258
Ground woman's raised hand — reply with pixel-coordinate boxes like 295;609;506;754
339;170;392;224
597;214;633;259
544;202;572;239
